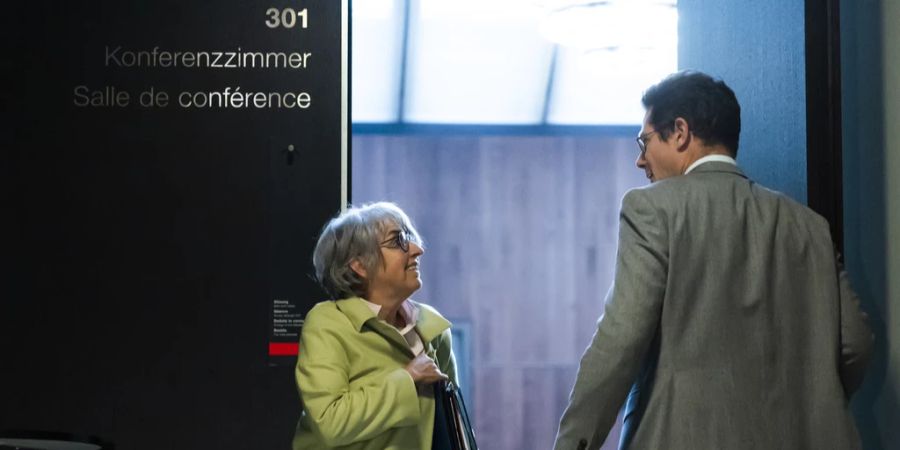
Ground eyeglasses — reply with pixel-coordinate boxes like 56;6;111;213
636;130;659;156
380;229;412;253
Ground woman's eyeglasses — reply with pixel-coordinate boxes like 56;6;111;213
380;229;411;253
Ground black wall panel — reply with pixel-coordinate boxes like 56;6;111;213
3;1;346;448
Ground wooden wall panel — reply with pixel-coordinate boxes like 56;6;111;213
352;133;645;450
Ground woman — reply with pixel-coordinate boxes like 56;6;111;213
293;202;458;450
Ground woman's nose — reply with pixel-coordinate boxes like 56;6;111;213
409;242;424;256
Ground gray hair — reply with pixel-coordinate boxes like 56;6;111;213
312;201;423;299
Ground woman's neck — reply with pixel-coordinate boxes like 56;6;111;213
367;293;406;327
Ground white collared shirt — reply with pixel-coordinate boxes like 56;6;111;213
684;154;737;174
361;299;425;356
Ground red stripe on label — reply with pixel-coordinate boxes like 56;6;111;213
269;342;299;356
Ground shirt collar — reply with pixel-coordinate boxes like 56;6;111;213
334;297;451;342
685;154;737;174
360;298;419;329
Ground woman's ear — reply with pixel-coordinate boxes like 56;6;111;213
349;259;367;279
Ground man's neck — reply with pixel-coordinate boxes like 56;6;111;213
680;146;734;174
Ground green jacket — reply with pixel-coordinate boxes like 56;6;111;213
293;297;457;450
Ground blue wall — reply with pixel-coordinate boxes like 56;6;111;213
678;0;808;203
680;1;898;447
841;0;896;448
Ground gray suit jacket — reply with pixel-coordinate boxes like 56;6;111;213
554;162;874;450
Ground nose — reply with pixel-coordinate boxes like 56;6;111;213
409;242;424;257
636;152;647;169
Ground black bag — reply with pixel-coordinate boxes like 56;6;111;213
432;380;478;450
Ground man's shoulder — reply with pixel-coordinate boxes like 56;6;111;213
624;169;825;222
621;174;696;205
753;183;831;229
731;176;826;221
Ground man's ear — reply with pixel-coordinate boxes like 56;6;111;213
349;259;367;279
673;117;691;151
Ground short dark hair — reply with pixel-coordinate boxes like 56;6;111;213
641;70;741;155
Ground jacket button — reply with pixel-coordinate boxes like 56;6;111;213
577;438;587;450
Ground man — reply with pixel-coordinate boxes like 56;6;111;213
554;71;873;450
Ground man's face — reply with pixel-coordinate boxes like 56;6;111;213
636;109;684;183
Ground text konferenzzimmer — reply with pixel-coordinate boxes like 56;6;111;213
105;45;312;69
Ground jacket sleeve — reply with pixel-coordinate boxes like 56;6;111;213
433;328;459;387
554;189;668;450
296;307;421;447
835;254;875;395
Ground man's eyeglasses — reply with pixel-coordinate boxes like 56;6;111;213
380;229;412;253
636;130;660;155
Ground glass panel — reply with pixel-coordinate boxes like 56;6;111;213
352;133;648;450
403;0;553;124
351;0;404;122
350;3;679;449
547;46;677;124
352;0;678;125
544;1;678;124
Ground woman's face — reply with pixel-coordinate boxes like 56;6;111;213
366;225;424;301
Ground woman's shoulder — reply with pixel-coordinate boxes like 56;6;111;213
305;297;376;329
410;300;452;341
307;299;338;313
303;300;349;327
409;299;439;316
